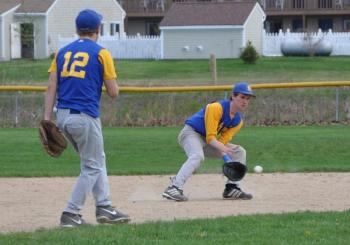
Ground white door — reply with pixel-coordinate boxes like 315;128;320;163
10;23;21;59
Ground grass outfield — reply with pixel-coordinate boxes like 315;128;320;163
1;57;350;85
0;210;349;244
1;125;349;242
0;125;349;177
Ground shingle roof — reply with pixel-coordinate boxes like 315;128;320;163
15;0;56;14
160;1;257;27
0;0;22;15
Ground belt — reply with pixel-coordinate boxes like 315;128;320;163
69;109;81;114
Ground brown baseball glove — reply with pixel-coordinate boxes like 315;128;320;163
38;120;67;157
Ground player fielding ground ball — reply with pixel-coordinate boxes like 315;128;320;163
162;82;255;202
43;9;130;227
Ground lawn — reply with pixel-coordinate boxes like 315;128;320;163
1;57;350;85
1;210;349;244
0;125;348;177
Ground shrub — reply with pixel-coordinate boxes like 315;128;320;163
240;41;259;64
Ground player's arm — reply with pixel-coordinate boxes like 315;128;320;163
104;79;118;99
218;120;243;145
44;56;58;121
99;49;118;99
204;103;235;156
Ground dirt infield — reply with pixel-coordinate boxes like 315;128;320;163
1;173;350;234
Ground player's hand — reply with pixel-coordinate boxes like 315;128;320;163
222;146;235;156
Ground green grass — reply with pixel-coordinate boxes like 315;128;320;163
0;125;349;177
1;57;350;85
1;210;349;244
2;57;350;242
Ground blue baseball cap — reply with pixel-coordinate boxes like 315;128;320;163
232;82;255;96
76;9;102;31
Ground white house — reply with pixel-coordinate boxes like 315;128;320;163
0;0;125;61
159;1;265;59
0;1;22;61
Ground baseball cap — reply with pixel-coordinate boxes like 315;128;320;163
232;82;255;96
76;9;102;31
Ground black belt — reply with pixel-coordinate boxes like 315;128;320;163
69;109;81;114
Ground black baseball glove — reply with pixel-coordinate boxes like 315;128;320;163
39;120;67;157
222;161;247;181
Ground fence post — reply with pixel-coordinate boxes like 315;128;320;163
278;29;284;56
209;54;217;85
224;91;228;100
15;91;19;127
335;87;339;122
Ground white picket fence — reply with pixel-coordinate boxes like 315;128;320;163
58;30;350;59
262;29;350;56
58;35;161;59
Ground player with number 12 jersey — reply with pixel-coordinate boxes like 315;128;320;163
49;39;116;118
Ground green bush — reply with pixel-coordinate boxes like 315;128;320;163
240;41;259;64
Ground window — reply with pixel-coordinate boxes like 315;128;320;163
292;19;303;32
318;19;333;31
110;22;120;36
100;22;105;36
265;19;282;33
344;19;350;31
146;21;159;36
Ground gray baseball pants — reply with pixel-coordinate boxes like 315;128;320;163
171;124;246;189
57;109;112;214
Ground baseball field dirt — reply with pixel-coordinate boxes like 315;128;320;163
1;173;350;234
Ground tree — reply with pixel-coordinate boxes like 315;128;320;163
240;41;259;64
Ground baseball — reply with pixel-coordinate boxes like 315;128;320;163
254;165;263;173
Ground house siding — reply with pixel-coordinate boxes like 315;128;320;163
244;4;265;54
127;20;147;35
47;0;125;54
162;28;243;59
2;8;18;60
308;18;321;32
0;17;3;60
332;17;343;32
33;16;47;59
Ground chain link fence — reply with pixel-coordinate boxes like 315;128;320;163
0;88;349;128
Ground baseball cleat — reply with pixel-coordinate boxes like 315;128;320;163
60;212;86;228
223;184;253;200
96;206;131;224
162;185;188;202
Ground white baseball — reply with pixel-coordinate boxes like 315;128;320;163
254;165;263;173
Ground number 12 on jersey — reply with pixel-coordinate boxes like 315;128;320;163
60;51;89;79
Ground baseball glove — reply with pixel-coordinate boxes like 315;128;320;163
222;161;247;181
38;120;67;157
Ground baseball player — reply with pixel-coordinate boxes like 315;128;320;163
44;9;130;227
162;82;254;201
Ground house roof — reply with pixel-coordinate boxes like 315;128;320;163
15;0;56;14
0;0;22;15
160;1;258;27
